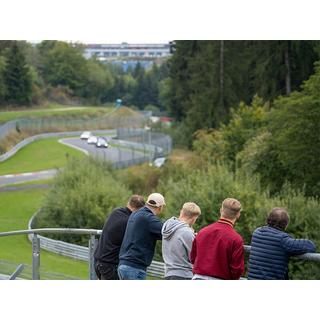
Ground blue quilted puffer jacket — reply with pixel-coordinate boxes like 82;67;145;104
248;226;316;280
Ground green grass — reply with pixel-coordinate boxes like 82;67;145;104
0;188;88;279
0;103;114;123
0;137;85;175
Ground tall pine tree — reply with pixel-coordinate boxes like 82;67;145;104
4;42;32;105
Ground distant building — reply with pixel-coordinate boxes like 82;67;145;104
84;43;171;61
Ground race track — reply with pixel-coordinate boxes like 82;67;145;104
0;137;146;186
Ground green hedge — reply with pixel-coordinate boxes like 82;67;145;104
36;156;131;245
157;162;320;279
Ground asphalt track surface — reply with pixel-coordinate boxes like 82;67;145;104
60;137;145;163
0;137;144;186
0;169;58;186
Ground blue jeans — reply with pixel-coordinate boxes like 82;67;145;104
118;264;147;280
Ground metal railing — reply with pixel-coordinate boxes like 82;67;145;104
0;127;172;170
116;128;172;156
0;228;319;280
0;112;147;144
0;228;101;280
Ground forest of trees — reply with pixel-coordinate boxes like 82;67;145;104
0;40;169;109
167;40;320;143
30;40;320;278
1;40;319;200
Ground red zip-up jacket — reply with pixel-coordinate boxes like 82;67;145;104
190;219;244;280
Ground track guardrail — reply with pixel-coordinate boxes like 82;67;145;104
0;228;319;280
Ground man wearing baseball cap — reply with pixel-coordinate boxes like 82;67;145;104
118;193;165;280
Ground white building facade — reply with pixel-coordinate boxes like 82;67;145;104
84;43;171;61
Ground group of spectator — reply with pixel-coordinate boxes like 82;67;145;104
94;193;316;280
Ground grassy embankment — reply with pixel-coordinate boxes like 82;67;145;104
0;103;114;123
0;105;156;279
0;187;88;279
0;137;85;175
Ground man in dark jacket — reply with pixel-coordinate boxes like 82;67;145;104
248;207;316;280
94;195;145;280
118;193;165;280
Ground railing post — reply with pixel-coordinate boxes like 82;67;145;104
89;234;98;280
9;264;25;280
32;234;40;280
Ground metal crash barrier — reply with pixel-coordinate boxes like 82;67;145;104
0;229;319;280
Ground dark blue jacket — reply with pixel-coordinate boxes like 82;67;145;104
119;206;163;271
248;226;316;279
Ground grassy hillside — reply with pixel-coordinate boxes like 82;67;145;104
0;137;85;175
0;188;88;279
0;104;114;123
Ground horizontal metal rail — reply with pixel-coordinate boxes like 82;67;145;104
0;229;319;280
0;228;102;237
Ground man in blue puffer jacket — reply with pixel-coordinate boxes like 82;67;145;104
248;207;316;279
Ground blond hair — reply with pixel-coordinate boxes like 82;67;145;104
181;202;201;218
221;198;241;219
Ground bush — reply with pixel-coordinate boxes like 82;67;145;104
193;96;269;164
156;161;320;279
116;163;161;195
36;156;131;245
236;131;289;194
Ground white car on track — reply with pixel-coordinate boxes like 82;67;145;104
96;137;109;148
80;131;92;140
87;135;98;144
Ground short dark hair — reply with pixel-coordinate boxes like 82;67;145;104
128;195;145;210
267;207;289;230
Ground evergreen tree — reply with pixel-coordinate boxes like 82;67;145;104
169;41;251;142
0;56;7;103
0;40;14;55
167;40;320;146
168;40;199;120
4;42;32;105
250;40;319;100
132;62;147;108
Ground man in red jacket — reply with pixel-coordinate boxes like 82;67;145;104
190;198;244;280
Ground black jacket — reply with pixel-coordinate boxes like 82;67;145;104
94;207;132;265
119;206;163;271
248;226;316;279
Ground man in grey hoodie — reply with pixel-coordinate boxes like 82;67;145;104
162;202;201;280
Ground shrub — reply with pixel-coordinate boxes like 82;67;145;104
36;156;131;245
157;162;320;279
193;95;269;164
116;163;161;195
236;131;289;194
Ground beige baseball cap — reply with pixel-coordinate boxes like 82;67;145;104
146;193;166;207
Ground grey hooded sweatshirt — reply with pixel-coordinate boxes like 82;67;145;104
161;217;195;278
